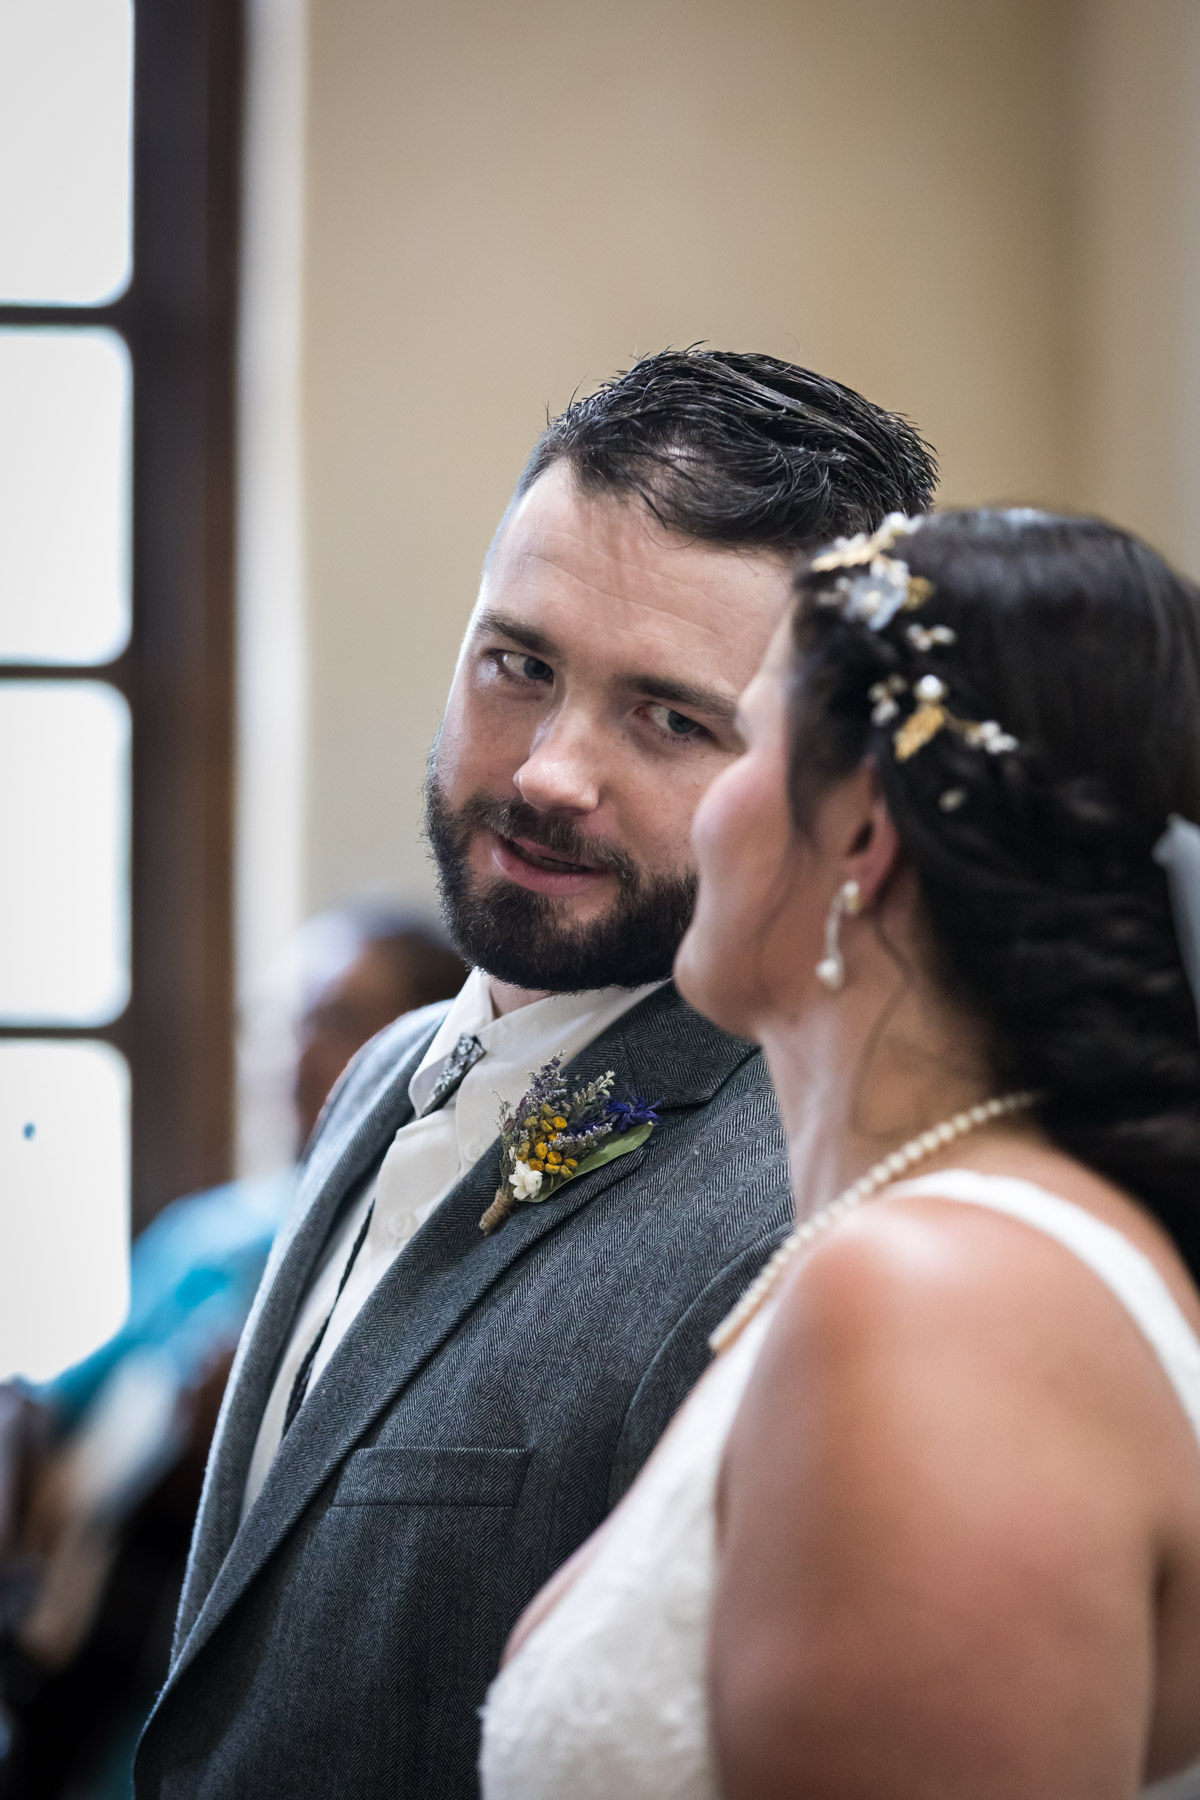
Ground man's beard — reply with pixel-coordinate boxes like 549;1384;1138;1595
424;778;696;992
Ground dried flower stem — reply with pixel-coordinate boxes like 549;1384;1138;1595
479;1189;516;1237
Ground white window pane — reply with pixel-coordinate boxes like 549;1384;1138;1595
0;0;133;305
0;682;130;1024
0;1040;129;1382
0;330;131;666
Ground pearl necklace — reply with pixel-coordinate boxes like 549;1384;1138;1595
710;1089;1040;1354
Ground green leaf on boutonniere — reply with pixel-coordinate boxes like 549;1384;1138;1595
569;1119;654;1177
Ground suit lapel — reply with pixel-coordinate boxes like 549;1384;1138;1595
172;986;755;1681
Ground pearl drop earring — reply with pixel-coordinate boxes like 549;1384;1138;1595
815;879;862;990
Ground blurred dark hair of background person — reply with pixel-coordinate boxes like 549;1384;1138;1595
0;909;464;1800
293;905;468;1152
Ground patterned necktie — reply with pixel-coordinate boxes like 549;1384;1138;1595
415;1032;487;1117
282;1033;486;1433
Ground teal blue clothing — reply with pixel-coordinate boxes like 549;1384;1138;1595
37;1170;295;1429
9;1172;293;1800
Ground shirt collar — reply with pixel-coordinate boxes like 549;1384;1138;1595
407;967;664;1118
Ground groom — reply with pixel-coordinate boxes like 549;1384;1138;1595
136;350;936;1798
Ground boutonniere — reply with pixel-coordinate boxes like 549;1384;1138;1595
479;1055;660;1235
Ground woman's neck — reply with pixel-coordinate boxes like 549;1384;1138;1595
758;973;998;1223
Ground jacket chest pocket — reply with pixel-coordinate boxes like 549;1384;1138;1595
331;1445;531;1508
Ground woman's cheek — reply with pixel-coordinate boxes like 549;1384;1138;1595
692;757;759;873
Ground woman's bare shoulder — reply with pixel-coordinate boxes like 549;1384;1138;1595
710;1164;1200;1799
767;1136;1200;1384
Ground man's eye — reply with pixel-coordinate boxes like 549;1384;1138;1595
647;703;704;741
497;651;553;684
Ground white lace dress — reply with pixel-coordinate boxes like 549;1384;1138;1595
479;1171;1200;1800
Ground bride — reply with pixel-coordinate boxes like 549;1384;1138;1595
480;509;1200;1799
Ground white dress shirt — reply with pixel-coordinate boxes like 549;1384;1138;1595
242;969;662;1514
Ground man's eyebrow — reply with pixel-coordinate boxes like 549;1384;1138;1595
625;673;739;723
472;608;557;659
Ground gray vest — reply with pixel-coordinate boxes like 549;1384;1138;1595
135;984;790;1799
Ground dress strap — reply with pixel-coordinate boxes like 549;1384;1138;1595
884;1169;1200;1449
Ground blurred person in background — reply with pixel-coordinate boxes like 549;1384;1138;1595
0;909;464;1800
134;348;937;1800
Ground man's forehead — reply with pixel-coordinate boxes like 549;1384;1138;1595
481;464;792;648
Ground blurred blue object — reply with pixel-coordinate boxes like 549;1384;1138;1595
35;1170;295;1433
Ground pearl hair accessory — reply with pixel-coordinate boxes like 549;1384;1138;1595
710;1089;1041;1354
815;878;862;990
811;513;931;632
810;515;1020;769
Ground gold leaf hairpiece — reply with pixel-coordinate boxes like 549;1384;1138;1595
892;676;1019;764
809;515;1020;768
812;515;933;633
809;511;921;573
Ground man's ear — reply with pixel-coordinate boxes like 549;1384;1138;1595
843;764;902;907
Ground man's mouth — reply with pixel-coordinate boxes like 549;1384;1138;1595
488;830;615;898
504;834;602;874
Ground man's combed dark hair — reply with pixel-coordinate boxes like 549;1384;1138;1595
517;348;937;550
790;510;1200;1281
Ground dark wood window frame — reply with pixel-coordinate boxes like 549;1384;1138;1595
0;0;243;1233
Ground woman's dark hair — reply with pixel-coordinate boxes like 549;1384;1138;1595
790;509;1200;1279
517;348;938;552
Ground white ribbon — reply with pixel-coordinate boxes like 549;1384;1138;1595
1153;815;1200;1030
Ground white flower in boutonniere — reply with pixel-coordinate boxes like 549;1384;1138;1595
479;1054;660;1236
508;1161;543;1201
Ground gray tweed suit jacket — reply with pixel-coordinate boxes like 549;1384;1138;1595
134;983;790;1799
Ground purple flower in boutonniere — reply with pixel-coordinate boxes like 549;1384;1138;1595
478;1058;659;1236
607;1095;661;1131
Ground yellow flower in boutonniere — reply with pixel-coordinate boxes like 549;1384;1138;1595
478;1055;660;1236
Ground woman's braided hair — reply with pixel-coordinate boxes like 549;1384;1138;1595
789;508;1200;1280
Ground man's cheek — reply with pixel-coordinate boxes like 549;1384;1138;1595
631;811;700;882
466;832;500;879
455;699;528;788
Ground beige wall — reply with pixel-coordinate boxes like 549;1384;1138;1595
1070;0;1200;573
283;0;1197;916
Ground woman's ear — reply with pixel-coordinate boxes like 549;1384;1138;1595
843;765;902;908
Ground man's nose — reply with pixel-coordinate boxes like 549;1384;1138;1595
514;709;602;815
